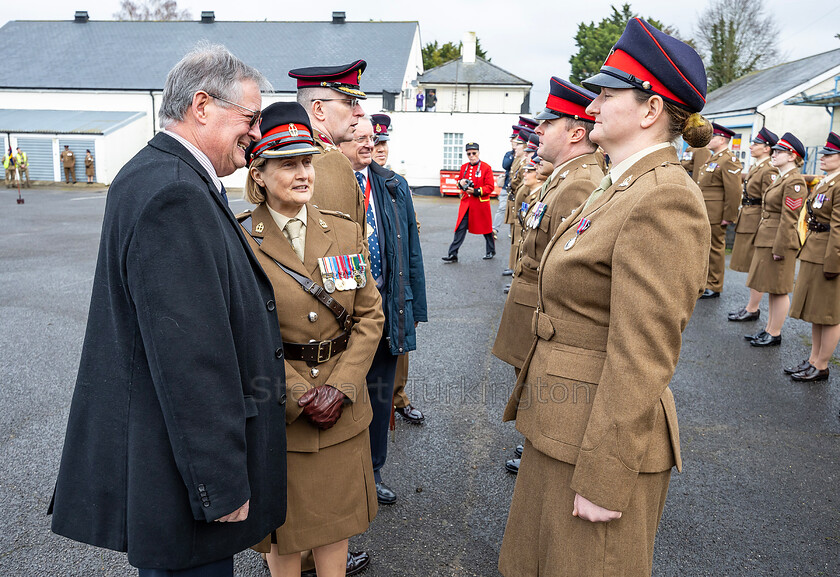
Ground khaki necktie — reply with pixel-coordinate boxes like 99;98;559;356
582;173;613;211
538;174;553;199
284;218;305;262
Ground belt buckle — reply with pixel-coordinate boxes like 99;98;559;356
316;340;332;363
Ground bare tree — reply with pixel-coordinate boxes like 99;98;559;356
114;0;192;21
695;0;779;91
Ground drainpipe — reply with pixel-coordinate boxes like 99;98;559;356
149;90;157;136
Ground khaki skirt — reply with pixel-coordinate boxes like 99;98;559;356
498;441;671;577
746;247;798;295
729;231;757;272
790;260;840;325
254;429;377;555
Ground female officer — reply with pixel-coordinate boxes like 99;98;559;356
728;128;780;322
239;102;384;577
744;133;808;347
499;18;712;577
787;132;840;381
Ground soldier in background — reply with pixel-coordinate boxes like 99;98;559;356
698;123;743;299
16;147;30;188
85;150;95;183
681;145;711;184
3;148;16;188
60;145;76;184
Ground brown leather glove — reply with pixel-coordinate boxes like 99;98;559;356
298;385;347;430
825;271;839;280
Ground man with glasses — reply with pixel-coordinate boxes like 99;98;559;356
289;60;368;227
442;142;496;262
49;44;288;577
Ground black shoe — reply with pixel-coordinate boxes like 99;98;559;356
791;366;829;382
483;252;496;260
505;458;520;474
784;360;812;375
744;330;768;341
514;444;523;458
728;308;760;322
502;268;513;276
301;551;371;577
750;332;781;347
441;254;458;263
376;481;397;505
395;404;425;424
699;289;720;299
503;284;510;294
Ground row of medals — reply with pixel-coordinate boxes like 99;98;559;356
317;254;367;293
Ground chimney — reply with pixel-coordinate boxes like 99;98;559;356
74;11;89;23
200;11;215;23
332;11;346;24
462;31;477;64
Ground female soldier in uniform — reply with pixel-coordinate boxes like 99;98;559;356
728;128;780;322
744;133;808;347
85;149;95;183
239;102;384;577
787;132;840;380
499;18;712;577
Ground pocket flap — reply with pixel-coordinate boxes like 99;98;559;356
243;395;259;418
545;343;606;384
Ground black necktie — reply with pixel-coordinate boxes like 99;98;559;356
220;184;229;207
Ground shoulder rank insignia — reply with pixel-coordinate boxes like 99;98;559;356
618;175;632;188
784;196;803;211
728;169;741;174
559;170;569;179
319;219;329;229
255;222;264;233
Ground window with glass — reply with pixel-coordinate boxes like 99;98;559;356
442;132;464;170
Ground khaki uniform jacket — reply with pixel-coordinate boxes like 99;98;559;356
680;146;711;184
734;157;778;234
492;153;603;369
698;149;742;222
311;132;366;226
60;149;75;168
754;169;807;255
240;203;384;453
798;172;840;271
504;147;709;512
505;156;524;225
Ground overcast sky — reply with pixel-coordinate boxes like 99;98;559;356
3;0;839;112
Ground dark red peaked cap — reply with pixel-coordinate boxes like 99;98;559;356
712;123;735;138
821;131;840;154
582;18;706;113
517;127;534;143
536;77;596;122
772;132;806;159
753;127;779;146
288;60;367;99
518;116;538;130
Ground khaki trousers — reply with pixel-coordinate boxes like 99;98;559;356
63;166;76;183
706;223;727;292
18;165;30;187
393;353;411;409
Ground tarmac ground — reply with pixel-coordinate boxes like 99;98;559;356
1;186;838;576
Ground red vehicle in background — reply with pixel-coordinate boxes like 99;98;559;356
439;169;501;197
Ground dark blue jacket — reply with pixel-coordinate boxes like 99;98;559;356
502;150;514;190
369;161;427;354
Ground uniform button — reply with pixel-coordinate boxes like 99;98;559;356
398;271;403;276
310;367;320;378
399;309;404;315
397;234;401;239
266;300;275;312
399;347;404;353
308;312;318;322
275;348;283;359
202;501;210;508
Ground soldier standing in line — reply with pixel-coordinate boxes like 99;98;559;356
501;125;528;276
681;145;711;184
493;77;604;473
15;147;30;188
727;128;780;322
60;145;77;184
505;127;534;274
698;123;743;299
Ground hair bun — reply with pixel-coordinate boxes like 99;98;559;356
683;113;713;148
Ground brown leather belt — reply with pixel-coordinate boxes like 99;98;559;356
283;332;350;364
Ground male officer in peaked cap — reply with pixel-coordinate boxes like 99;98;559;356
290;60;368;226
698;122;743;298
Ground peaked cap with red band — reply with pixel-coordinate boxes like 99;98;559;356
245;102;320;167
525;132;539;153
371;114;391;142
517;127;534;144
752;127;779;147
821;131;840;155
536;77;596;122
288;60;367;99
772;132;805;159
582;18;707;113
518;116;538;130
510;125;522;138
712;123;735;139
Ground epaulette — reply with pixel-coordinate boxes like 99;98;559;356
316;208;354;221
235;210;253;223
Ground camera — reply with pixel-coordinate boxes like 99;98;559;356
458;178;475;191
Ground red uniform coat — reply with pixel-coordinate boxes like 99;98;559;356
455;160;494;234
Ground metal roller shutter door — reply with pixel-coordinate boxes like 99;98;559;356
58;139;95;182
15;137;55;181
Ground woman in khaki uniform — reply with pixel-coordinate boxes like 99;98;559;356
787;132;840;381
499;18;712;577
744;133;808;347
728;128;780;322
84;149;95;183
239;102;384;577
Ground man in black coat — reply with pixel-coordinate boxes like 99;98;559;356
50;45;288;576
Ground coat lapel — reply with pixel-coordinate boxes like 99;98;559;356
250;204;311;278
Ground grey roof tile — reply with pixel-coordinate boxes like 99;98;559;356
418;56;531;86
0;20;418;93
0;109;146;134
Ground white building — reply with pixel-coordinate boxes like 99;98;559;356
702;48;840;174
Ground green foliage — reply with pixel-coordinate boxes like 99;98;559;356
422;38;489;70
569;3;678;85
